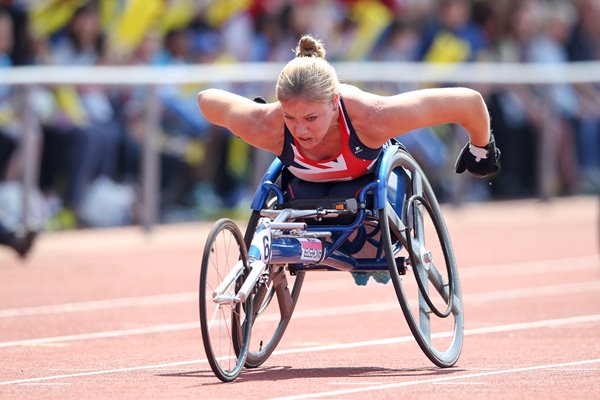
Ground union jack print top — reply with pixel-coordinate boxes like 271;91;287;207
278;97;382;182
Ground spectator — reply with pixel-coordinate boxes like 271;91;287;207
0;8;37;257
155;27;229;214
412;0;491;200
0;7;19;176
567;0;600;191
488;0;549;198
416;0;488;63
527;0;585;194
37;2;121;228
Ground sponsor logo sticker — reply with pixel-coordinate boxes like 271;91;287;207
298;238;323;262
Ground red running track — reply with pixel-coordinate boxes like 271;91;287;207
0;195;599;399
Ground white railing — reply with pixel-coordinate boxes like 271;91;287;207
2;61;599;231
4;61;600;85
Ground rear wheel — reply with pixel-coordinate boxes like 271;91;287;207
199;218;252;382
381;148;463;367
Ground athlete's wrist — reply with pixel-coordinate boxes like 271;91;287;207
468;134;494;161
468;143;489;161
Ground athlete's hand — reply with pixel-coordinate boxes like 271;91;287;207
455;134;501;178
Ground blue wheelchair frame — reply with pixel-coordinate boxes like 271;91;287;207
249;144;406;274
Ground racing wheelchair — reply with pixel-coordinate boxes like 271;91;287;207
199;142;464;382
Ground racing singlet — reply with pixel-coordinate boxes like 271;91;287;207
278;97;382;182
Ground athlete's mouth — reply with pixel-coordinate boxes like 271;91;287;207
297;137;312;143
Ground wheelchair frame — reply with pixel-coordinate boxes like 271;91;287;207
199;144;464;382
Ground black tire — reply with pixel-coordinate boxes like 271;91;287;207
240;205;305;368
380;148;464;367
199;218;252;382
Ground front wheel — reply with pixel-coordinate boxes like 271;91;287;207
199;218;253;382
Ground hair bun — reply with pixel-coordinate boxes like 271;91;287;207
295;35;326;59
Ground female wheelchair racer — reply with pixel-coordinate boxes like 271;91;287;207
196;35;500;381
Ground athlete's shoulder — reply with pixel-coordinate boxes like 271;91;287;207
338;85;380;137
339;84;380;112
339;84;368;102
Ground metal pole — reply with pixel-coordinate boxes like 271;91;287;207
20;86;41;232
141;85;161;232
538;87;557;200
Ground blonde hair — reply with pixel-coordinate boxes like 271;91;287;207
276;35;339;103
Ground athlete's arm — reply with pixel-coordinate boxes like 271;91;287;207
341;85;491;148
197;88;282;153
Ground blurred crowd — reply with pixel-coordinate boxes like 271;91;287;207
1;0;600;238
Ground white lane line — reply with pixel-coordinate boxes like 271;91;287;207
546;368;600;371
330;382;385;386
1;313;599;386
0;322;197;349
460;255;599;278
268;359;600;400
1;255;596;319
466;280;600;303
0;359;206;386
268;314;600;354
17;383;72;386
0;293;196;318
0;280;350;319
1;280;600;348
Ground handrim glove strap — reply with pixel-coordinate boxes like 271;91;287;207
468;143;489;161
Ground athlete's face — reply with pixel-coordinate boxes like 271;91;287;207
280;96;338;149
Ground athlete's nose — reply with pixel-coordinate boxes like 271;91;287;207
296;123;308;136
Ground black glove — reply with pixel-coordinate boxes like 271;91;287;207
253;96;267;104
455;134;501;178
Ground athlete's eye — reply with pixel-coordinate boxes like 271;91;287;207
306;116;317;122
